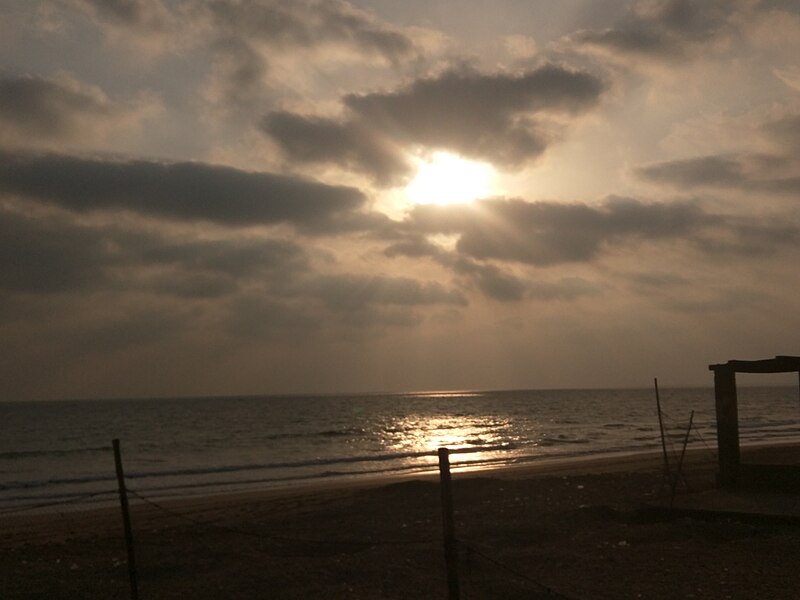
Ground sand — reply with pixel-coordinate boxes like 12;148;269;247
2;445;799;599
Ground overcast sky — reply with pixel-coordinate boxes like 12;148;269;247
2;0;799;400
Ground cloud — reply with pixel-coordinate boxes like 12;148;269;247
0;204;311;296
136;236;308;278
383;232;600;302
761;114;800;151
198;0;421;113
202;0;415;63
408;197;713;266
203;37;271;112
0;150;369;231
0;74;159;146
262;112;409;186
383;193;800;299
72;0;173;33
569;0;741;63
0;208;110;293
636;153;800;194
262;64;606;184
692;216;800;258
289;273;467;311
773;66;800;92
447;258;528;302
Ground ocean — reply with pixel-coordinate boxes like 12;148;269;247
2;387;799;513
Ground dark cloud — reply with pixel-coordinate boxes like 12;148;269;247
762;114;800;151
570;0;739;62
75;0;416;60
128;236;310;298
636;154;800;194
74;0;172;33
137;237;308;278
225;295;322;340
263;64;606;183
693;218;800;258
0;209;110;293
757;0;800;13
262;112;409;186
637;155;749;187
0;151;368;231
0;203;311;297
199;0;418;112
449;258;527;302
292;274;467;311
205;37;271;111
0;199;464;342
383;233;597;303
204;0;414;63
0;75;146;143
69;308;190;355
408;197;712;266
147;273;239;299
382;234;525;301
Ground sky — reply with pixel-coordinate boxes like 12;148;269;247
1;0;800;400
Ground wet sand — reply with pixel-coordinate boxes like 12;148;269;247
2;444;799;599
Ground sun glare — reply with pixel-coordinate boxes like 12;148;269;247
405;152;493;206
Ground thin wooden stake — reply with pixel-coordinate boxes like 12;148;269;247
670;410;694;509
438;447;460;600
113;439;139;600
654;378;671;487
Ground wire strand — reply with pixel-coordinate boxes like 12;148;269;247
457;538;576;599
127;488;434;548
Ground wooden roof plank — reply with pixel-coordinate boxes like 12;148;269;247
708;355;800;373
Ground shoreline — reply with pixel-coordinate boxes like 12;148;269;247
6;437;800;519
3;441;799;599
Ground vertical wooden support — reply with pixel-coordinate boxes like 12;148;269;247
438;447;460;600
113;439;139;600
713;368;740;488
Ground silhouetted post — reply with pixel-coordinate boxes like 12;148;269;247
438;447;460;600
713;367;740;488
654;378;671;487
113;439;139;600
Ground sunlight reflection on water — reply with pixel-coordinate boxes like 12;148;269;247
382;414;522;471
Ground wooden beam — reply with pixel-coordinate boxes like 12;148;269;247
709;355;800;374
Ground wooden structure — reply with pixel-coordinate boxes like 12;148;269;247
708;355;800;489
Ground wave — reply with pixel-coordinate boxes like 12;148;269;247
0;443;516;493
0;446;110;460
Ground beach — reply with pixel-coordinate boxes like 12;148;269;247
3;444;799;599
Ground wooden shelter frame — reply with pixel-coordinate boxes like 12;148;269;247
708;355;800;488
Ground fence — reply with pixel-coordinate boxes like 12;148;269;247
2;418;716;600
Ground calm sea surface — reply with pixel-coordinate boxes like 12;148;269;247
2;387;799;512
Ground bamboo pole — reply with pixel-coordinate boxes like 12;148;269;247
113;439;139;600
654;378;671;486
670;411;694;509
438;447;460;600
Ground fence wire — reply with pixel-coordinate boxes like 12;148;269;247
127;487;435;549
457;538;576;599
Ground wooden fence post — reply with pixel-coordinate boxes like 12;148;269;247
438;447;460;600
113;439;139;600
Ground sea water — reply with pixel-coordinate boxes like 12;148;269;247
1;387;799;513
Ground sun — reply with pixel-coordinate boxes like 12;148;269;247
405;152;494;206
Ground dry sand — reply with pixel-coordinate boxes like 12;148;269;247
2;445;799;599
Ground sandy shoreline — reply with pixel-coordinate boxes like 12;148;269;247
2;443;799;599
